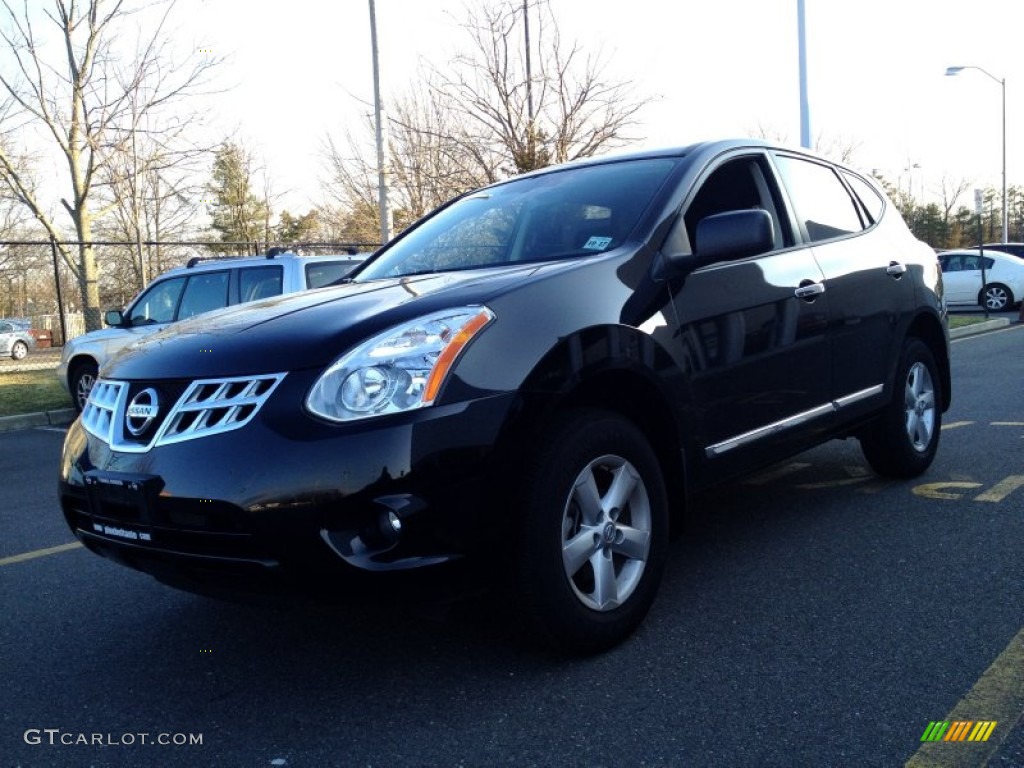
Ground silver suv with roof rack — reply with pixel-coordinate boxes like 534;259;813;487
57;250;365;411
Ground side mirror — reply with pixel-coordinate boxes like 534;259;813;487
104;310;125;327
694;209;774;264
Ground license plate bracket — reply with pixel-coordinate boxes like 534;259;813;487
83;470;164;527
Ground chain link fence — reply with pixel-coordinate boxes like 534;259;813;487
0;239;379;348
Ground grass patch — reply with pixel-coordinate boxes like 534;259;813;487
0;369;72;417
948;315;993;329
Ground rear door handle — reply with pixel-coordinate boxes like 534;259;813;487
794;281;825;300
886;261;907;278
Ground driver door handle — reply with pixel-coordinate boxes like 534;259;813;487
886;261;907;278
794;281;826;300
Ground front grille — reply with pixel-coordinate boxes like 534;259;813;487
81;380;127;439
81;373;285;452
159;376;282;445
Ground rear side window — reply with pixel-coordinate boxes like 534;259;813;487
178;271;229;320
240;266;284;302
775;155;865;243
129;277;186;326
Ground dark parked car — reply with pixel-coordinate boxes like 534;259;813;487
981;243;1024;260
59;139;950;653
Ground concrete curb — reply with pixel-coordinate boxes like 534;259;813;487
949;317;1012;339
0;408;76;434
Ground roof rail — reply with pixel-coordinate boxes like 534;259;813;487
185;252;290;268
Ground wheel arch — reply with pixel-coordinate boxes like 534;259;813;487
905;311;951;411
494;326;692;535
66;353;99;384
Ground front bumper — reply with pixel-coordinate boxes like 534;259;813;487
59;372;518;597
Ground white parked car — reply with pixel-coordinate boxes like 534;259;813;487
937;249;1024;312
58;251;365;411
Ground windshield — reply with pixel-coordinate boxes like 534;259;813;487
356;158;678;281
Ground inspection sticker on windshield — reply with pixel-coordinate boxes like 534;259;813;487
582;236;613;250
92;522;151;542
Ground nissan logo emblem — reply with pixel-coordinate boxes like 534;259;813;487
126;388;160;436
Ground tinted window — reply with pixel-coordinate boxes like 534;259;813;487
239;266;284;302
129;277;186;326
357;158;678;280
306;260;360;289
842;172;884;223
178;271;229;320
0;322;11;332
942;254;992;271
775;155;864;242
682;156;790;252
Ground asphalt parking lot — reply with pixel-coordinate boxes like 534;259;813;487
2;324;1022;767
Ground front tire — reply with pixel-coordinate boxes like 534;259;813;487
859;338;942;478
11;340;28;360
514;409;669;655
70;361;98;413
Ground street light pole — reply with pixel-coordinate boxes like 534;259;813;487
946;65;1008;242
797;0;810;148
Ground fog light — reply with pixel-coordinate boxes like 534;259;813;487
376;508;402;544
387;510;402;534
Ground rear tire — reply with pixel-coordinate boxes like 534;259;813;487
514;409;669;655
11;340;28;360
979;283;1012;312
859;338;942;478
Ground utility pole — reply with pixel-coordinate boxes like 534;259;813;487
369;0;392;245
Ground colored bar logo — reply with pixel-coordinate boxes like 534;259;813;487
920;721;997;742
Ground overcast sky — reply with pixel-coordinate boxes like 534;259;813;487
113;0;1024;212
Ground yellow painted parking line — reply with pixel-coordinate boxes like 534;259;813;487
975;476;1024;503
906;626;1024;767
0;541;83;566
941;421;974;430
991;422;1024;427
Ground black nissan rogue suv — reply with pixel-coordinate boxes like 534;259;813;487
59;139;950;653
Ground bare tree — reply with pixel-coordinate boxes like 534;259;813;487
0;0;218;330
433;0;646;176
323;0;647;241
321;86;498;242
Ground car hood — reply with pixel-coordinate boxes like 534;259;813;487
64;325;163;362
107;264;554;379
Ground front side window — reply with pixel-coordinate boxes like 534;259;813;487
356;158;679;280
775;155;865;243
178;271;230;319
680;155;790;254
129;277;186;326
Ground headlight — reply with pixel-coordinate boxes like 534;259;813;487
305;306;495;422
